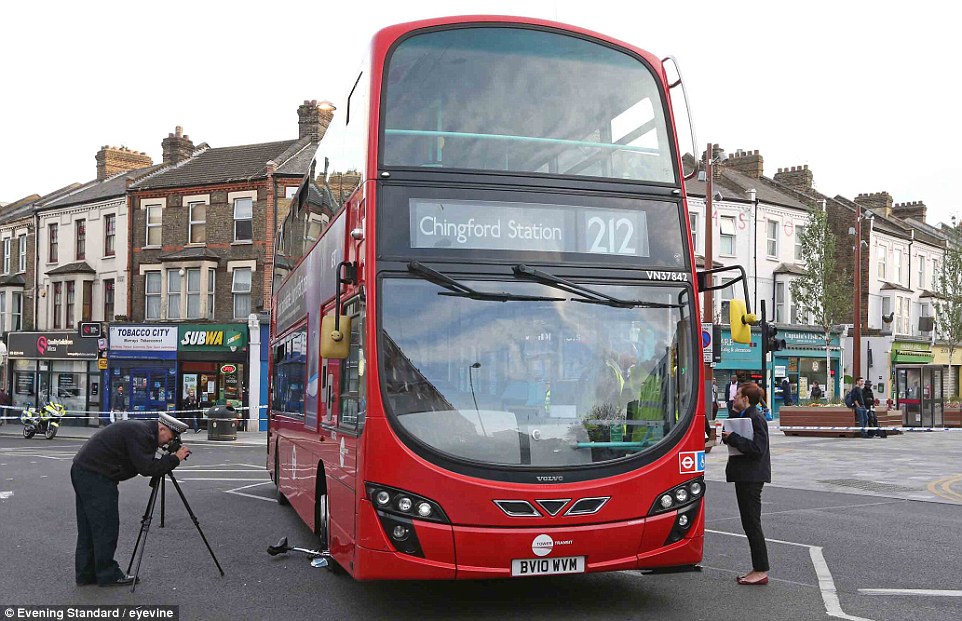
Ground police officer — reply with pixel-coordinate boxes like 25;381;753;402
71;418;190;586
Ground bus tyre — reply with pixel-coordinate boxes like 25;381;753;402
316;491;345;574
274;453;289;506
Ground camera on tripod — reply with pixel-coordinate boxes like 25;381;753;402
159;413;188;454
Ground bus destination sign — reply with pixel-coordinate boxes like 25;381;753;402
410;199;650;257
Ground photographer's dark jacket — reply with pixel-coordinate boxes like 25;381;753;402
723;405;771;483
73;421;179;482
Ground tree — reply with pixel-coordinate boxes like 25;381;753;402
789;206;852;401
933;231;962;397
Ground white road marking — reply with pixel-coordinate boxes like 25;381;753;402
858;589;962;597
0;491;12;500
176;477;269;481
224;481;276;503
707;529;874;621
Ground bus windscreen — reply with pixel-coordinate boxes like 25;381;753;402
382;26;676;183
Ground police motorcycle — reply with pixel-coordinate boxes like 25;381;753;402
21;401;67;440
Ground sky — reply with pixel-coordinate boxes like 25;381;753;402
2;0;960;225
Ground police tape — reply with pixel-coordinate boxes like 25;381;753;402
0;404;268;421
713;421;962;433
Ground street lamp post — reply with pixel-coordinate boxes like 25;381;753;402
852;208;874;382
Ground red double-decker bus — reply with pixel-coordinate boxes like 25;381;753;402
268;15;753;580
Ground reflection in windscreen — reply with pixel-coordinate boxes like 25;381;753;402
383;27;675;183
381;279;693;468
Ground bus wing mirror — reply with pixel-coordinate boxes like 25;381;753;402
729;299;757;344
321;315;352;359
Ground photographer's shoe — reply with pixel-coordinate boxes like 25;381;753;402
100;574;140;587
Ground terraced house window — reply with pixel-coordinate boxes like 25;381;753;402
49;223;59;262
794;225;805;262
766;220;778;258
189;202;207;244
146;205;162;246
104;214;116;257
207;269;216;319
53;282;63;328
76;219;86;260
18;235;26;272
232;268;251;318
167;269;182;319
145;271;161;320
234;197;253;242
719;216;736;256
2;238;10;273
104;279;115;321
11;292;22;330
66;281;76;328
186;268;201;318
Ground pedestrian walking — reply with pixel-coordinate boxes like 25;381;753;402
722;382;771;585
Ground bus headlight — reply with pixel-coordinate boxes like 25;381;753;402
648;477;706;516
417;502;433;518
364;483;449;524
397;497;413;512
375;491;391;506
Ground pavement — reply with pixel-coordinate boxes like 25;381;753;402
707;419;962;504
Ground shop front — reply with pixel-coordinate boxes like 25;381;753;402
771;329;841;415
7;331;100;426
715;328;762;417
107;325;179;420
178;324;249;428
891;341;943;427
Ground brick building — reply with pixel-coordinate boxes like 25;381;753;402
112;103;327;421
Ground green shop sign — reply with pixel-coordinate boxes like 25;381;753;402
178;324;248;352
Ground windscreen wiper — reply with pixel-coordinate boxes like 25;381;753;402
512;264;681;309
407;262;564;303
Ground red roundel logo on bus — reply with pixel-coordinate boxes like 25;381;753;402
220;364;237;374
532;534;553;557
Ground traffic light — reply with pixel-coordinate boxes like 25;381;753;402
764;323;786;352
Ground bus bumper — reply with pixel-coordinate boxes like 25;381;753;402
353;500;704;580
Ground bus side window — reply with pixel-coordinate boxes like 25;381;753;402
338;312;365;432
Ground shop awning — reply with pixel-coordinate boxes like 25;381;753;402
892;351;934;364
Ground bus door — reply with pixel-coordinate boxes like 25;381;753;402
319;301;356;555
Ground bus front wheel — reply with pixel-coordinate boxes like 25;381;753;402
315;484;345;574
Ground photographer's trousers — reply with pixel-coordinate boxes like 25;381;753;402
71;464;123;585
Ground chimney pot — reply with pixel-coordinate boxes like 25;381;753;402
95;145;153;181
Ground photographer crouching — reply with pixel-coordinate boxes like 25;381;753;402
71;415;191;587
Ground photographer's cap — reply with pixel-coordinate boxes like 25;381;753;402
158;413;188;434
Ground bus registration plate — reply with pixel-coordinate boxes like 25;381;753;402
511;556;586;577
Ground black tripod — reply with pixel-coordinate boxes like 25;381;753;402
126;470;225;592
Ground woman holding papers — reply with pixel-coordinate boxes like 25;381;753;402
721;382;771;586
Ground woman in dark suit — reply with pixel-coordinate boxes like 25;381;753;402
722;382;772;585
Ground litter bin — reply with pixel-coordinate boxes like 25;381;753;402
207;405;238;441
